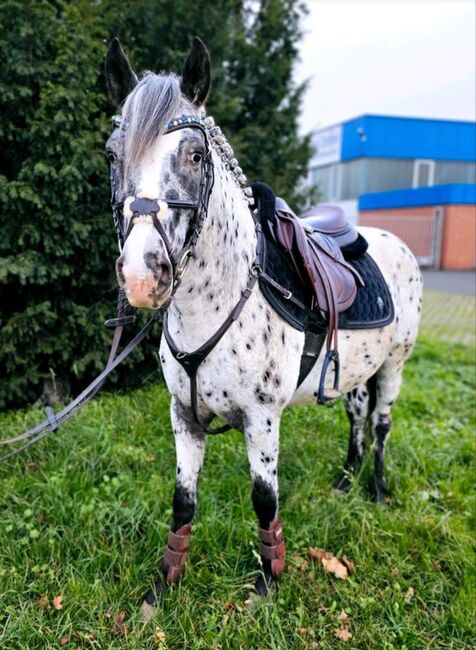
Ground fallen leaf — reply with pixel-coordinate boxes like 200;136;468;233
342;556;355;573
84;633;99;646
35;594;49;609
390;567;400;578
318;605;330;615
297;627;311;635
223;599;236;611
309;547;330;561
221;613;229;627
337;610;349;623
334;627;352;641
154;626;166;644
321;555;348;579
405;586;415;600
52;595;63;610
60;637;69;647
114;611;128;636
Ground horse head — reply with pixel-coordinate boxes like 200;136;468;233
104;37;212;309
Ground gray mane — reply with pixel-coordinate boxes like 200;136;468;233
121;73;193;176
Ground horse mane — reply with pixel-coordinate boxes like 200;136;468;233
120;72;253;203
121;73;193;176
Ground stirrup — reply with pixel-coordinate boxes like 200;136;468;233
315;350;340;404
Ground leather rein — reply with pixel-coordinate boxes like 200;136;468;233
0;114;263;459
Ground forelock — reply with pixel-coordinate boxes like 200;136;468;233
121;73;194;176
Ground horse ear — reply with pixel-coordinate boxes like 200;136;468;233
104;37;138;108
181;36;211;106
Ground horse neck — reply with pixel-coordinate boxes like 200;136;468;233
168;162;256;347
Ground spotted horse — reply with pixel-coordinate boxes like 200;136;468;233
104;37;422;611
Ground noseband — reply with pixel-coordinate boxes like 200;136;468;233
110;115;215;293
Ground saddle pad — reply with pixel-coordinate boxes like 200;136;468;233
338;253;394;329
259;237;394;331
258;234;325;333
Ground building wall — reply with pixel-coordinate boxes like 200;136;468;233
359;204;476;270
359;208;436;260
441;205;476;270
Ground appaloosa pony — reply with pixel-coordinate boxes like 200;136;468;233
104;37;422;610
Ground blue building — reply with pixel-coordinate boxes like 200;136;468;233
310;114;476;223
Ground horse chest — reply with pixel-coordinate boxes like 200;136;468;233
159;291;304;419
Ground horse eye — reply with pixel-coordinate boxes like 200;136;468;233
106;150;117;164
191;151;203;164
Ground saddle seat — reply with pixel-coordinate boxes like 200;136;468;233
276;198;358;248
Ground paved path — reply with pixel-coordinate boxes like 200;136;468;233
422;270;475;296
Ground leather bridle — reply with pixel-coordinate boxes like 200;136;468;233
111;115;215;295
0;113;262;459
111;114;265;434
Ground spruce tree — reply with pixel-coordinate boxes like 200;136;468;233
0;0;312;409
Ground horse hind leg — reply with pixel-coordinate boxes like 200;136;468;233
333;380;375;493
370;359;405;504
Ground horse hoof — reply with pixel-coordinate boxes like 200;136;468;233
245;574;277;611
333;472;352;494
141;572;169;620
255;571;278;597
140;599;157;623
371;477;391;505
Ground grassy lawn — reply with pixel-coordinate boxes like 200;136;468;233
0;336;474;649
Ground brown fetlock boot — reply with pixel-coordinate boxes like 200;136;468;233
258;518;286;577
162;524;192;583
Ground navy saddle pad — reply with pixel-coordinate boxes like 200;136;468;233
259;234;394;332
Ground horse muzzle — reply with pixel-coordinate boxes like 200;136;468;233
116;253;173;310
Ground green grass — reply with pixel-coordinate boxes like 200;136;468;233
0;337;474;649
420;291;476;347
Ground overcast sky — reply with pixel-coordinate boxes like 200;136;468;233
294;0;476;132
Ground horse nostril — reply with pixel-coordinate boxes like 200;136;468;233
116;257;126;285
158;263;171;288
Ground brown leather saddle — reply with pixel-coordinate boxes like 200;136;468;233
252;183;363;403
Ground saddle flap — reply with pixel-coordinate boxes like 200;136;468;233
274;212;362;314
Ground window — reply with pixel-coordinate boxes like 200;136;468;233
413;159;435;188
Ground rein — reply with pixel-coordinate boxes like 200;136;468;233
0;113;258;458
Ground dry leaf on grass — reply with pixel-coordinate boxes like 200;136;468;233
35;594;49;609
60;637;69;647
334;627;352;641
154;626;166;644
405;586;415;600
342;555;355;573
309;547;328;561
309;548;350;579
114;611;128;636
321;555;348;579
223;599;236;611
52;595;63;610
337;610;349;623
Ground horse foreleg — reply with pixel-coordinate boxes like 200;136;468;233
244;416;285;596
334;383;371;493
142;397;206;613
